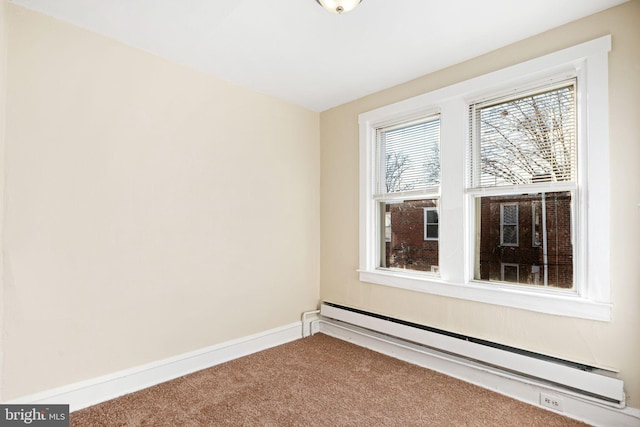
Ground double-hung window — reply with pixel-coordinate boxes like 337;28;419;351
375;116;440;273
470;82;577;288
359;36;612;320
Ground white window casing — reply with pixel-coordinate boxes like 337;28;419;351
358;35;611;321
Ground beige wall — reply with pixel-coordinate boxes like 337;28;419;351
2;4;320;400
3;0;639;409
321;1;640;408
0;0;6;402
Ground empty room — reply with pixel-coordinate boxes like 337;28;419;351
0;0;639;425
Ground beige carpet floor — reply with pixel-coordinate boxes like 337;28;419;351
71;333;589;426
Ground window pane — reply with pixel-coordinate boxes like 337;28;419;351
502;205;518;224
426;224;439;239
475;192;573;289
378;117;440;194
502;264;519;283
424;207;439;240
472;83;576;188
382;199;438;272
502;225;518;245
500;203;519;246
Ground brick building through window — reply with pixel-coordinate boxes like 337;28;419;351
384;199;439;272
477;192;573;288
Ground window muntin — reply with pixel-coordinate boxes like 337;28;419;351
375;116;440;274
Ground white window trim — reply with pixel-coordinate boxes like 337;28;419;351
423;207;439;241
359;35;611;321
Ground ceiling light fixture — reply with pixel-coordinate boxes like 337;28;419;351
315;0;362;14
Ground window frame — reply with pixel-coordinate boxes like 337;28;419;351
532;203;541;247
501;263;520;283
384;211;392;243
424;207;439;241
499;203;519;247
358;35;612;321
373;113;442;275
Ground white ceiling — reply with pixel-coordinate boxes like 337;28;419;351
10;0;627;112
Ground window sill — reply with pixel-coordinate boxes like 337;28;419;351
358;269;611;322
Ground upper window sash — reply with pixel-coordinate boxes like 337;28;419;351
468;79;578;191
375;115;441;199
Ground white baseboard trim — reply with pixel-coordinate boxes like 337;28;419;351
4;322;302;412
6;317;639;426
315;318;640;427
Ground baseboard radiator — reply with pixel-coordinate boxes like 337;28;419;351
320;302;625;406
